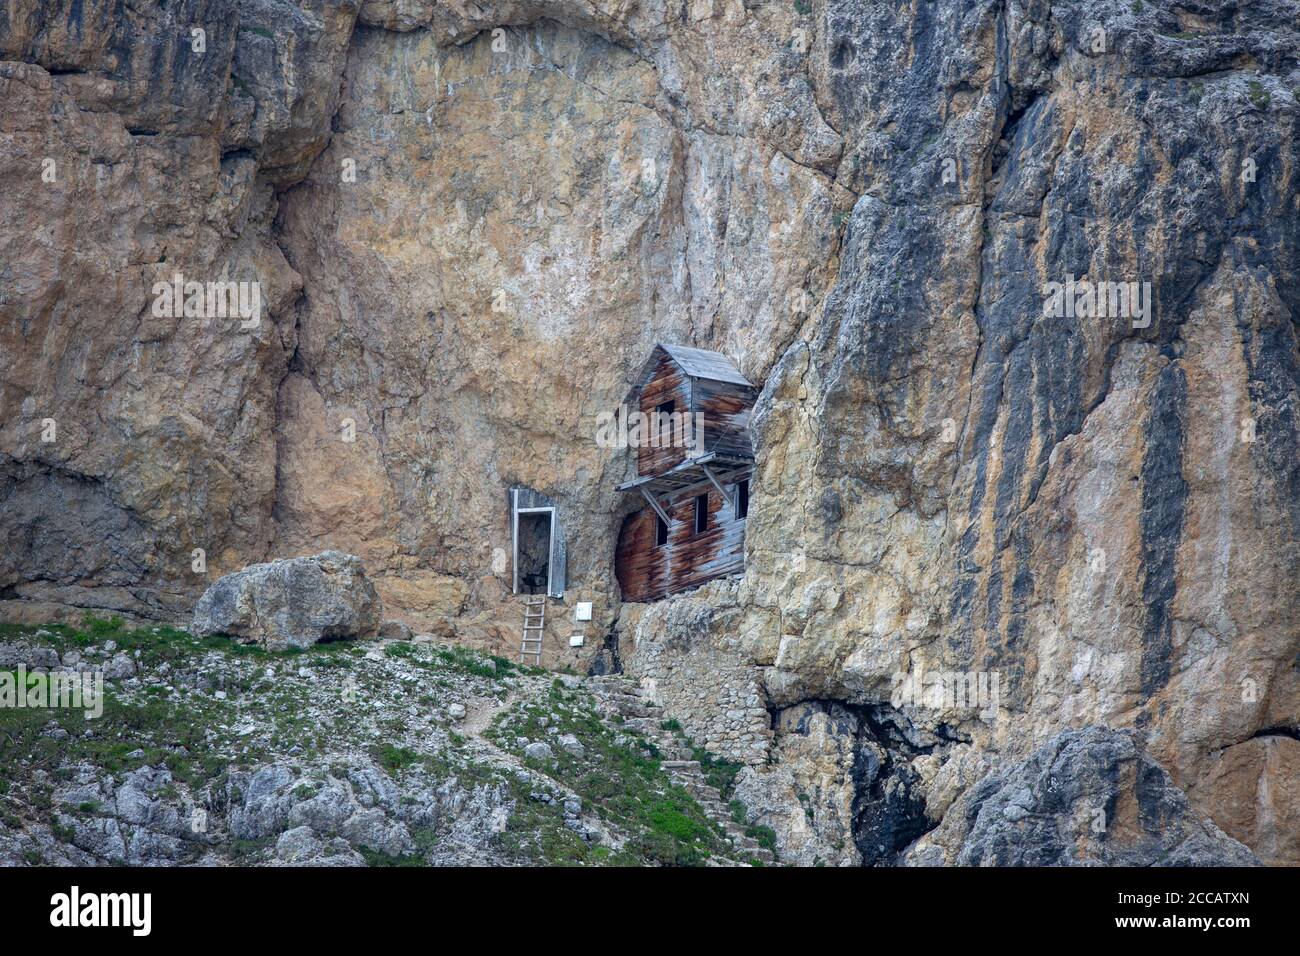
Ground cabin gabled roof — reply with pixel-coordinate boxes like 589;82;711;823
657;344;753;386
627;343;753;403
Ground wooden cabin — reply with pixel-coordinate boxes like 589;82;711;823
614;344;757;602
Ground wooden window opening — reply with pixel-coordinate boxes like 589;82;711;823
693;493;708;535
654;400;676;448
735;479;749;520
655;513;669;546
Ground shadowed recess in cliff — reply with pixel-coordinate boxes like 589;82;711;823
0;461;152;588
848;705;944;866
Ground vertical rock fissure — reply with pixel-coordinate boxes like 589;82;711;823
1137;362;1188;700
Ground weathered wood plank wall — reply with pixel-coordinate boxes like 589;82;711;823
615;481;748;602
695;379;755;458
636;352;691;476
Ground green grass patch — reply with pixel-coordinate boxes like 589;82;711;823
375;745;422;773
487;684;730;866
729;798;778;853
688;744;744;799
1248;80;1270;110
0;676;235;789
2;617;369;670
430;644;521;680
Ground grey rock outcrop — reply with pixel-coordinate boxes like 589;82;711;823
523;742;554;761
556;733;584;757
379;619;413;642
191;551;381;650
905;727;1259;867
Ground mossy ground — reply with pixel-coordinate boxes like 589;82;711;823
487;679;733;866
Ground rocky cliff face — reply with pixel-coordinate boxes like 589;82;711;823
1;1;1296;865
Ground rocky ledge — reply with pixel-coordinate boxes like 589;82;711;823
907;727;1258;867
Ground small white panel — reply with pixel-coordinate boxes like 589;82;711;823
575;602;593;621
569;634;585;647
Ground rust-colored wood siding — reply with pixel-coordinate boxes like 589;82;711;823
695;379;755;458
615;485;747;602
636;352;692;477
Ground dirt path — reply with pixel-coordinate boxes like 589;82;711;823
462;688;518;738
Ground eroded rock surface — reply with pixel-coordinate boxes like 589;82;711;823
1;1;1297;864
905;727;1259;867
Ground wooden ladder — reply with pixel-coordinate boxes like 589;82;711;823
520;595;545;665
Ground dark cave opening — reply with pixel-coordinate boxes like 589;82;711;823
771;698;950;866
850;705;942;867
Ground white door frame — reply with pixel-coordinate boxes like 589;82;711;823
512;496;556;597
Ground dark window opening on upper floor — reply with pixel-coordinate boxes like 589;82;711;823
653;400;676;448
655;513;669;546
694;493;708;535
735;479;749;520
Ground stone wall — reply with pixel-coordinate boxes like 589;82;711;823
621;581;773;766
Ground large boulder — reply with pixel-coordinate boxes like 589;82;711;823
191;551;381;650
905;727;1259;867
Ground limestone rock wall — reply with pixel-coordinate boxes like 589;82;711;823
1;0;1297;863
728;0;1300;864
